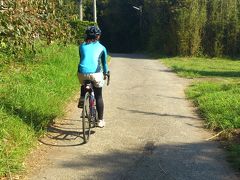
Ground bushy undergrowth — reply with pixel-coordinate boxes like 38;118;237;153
69;20;96;44
0;43;79;176
0;1;75;60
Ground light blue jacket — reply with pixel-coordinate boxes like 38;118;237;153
78;41;108;74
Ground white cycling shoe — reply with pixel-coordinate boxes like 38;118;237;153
97;119;105;128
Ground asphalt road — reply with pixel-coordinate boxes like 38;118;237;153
27;54;238;180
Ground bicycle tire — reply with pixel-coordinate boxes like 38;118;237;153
82;92;91;143
90;97;97;128
91;109;97;128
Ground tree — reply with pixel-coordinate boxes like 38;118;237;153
96;0;240;57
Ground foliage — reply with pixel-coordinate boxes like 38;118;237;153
97;0;240;57
69;20;96;44
1;0;239;57
142;0;240;57
175;0;207;56
97;0;143;52
0;43;79;176
0;0;78;60
202;0;240;57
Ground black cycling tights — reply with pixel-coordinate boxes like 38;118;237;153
81;85;104;120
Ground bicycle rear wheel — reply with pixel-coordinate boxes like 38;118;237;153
82;92;91;143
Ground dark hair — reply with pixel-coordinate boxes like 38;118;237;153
85;26;101;40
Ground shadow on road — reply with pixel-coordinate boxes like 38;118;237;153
117;107;200;121
171;66;240;78
59;141;238;180
38;118;95;147
156;94;186;100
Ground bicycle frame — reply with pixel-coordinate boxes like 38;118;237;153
84;81;97;121
81;72;110;143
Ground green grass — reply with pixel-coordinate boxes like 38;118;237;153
0;109;36;176
161;57;240;170
162;57;240;78
161;57;240;131
0;43;79;176
186;82;240;130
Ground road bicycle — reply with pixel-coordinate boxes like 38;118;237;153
82;72;110;143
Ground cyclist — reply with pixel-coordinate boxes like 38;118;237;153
77;26;109;128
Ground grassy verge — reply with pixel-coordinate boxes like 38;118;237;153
161;57;240;170
161;57;240;78
187;82;240;130
0;43;79;177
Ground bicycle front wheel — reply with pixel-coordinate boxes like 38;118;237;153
82;92;91;143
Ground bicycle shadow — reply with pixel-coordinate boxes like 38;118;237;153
38;118;95;147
